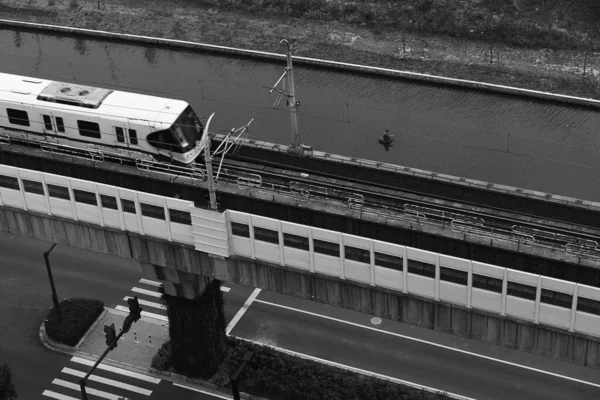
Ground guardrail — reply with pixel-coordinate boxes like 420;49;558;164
0;165;599;337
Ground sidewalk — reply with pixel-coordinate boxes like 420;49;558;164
41;307;253;400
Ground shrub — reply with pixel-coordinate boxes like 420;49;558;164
210;337;452;400
0;364;17;400
45;298;104;347
151;340;173;371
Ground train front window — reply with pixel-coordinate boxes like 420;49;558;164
170;106;203;149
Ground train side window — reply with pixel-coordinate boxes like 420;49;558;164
129;129;138;145
115;127;125;143
42;115;53;131
77;120;101;139
56;117;65;133
7;108;30;127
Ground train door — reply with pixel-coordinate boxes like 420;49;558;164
40;114;65;145
125;119;141;154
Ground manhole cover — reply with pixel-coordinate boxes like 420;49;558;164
370;317;382;325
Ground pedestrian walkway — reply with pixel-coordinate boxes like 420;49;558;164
42;356;161;400
41;278;233;399
118;278;231;324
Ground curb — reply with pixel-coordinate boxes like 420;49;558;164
0;19;599;109
39;307;264;400
39;308;107;353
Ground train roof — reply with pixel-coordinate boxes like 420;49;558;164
0;72;189;125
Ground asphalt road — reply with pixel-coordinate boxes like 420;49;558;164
1;29;600;201
3;231;600;399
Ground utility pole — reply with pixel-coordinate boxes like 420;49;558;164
43;243;61;321
270;39;303;154
201;112;218;211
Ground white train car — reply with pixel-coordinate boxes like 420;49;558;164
0;72;205;164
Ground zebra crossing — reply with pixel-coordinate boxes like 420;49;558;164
116;278;231;324
42;356;161;399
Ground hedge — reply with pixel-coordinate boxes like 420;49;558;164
0;364;17;400
153;336;451;400
45;298;104;347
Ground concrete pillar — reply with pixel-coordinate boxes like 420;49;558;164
163;198;172;242
94;184;105;227
534;276;542;324
570;284;579;333
369;240;375;286
224;210;234;256
308;228;315;273
133;192;144;235
339;234;346;280
501;268;508;316
467;260;473;309
277;220;284;266
402;247;408;294
114;189;125;231
435;253;440;301
66;178;78;221
40;173;51;216
15;169;27;212
248;214;255;260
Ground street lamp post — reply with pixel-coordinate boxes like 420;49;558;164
231;351;254;400
43;243;61;321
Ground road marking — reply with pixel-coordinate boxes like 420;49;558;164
226;288;261;335
124;296;166;310
173;383;231;399
70;357;161;384
255;299;600;389
61;367;152;395
52;379;121;399
233;336;474;400
42;390;79;400
221;286;231;292
139;278;162;287
132;287;162;297
116;305;168;322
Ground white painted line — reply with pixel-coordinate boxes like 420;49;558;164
61;367;152;395
173;383;231;399
116;305;168;322
233;336;474;400
226;288;261;335
52;379;121;400
221;286;231;292
70;357;161;384
132;287;162;298
139;278;162;287
42;390;80;400
255;299;600;389
124;296;166;310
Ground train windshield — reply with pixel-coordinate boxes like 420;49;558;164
171;106;203;149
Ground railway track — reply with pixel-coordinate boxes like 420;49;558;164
2;137;600;260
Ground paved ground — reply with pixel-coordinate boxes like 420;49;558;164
3;231;600;399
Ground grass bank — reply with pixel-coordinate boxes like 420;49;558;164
0;0;598;98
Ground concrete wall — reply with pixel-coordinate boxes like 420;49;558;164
2;205;600;368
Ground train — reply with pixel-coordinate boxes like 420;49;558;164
0;72;206;165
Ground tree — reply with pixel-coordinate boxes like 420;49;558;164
0;364;18;400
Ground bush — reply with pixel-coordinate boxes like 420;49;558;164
45;298;104;347
0;364;17;400
151;340;173;371
210;337;452;400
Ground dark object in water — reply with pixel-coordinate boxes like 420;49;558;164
379;130;394;145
